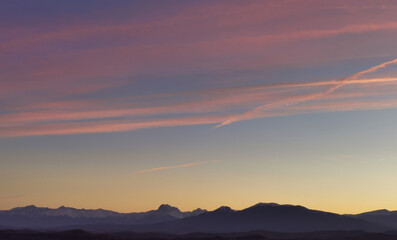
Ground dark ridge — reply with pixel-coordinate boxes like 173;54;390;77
2;229;397;240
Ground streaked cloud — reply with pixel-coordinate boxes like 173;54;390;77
216;58;397;127
1;1;397;138
1;75;397;137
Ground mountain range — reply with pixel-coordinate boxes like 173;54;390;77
1;203;396;234
347;209;397;229
0;204;206;229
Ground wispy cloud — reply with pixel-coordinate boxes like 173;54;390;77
2;1;397;138
216;58;397;127
1;76;397;137
133;161;214;174
1;78;397;127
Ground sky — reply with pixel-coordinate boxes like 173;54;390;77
1;0;397;214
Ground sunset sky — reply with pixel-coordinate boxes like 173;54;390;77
1;0;397;214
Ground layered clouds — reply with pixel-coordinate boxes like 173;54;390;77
1;1;397;137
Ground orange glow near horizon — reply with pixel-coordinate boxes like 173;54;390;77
1;1;397;215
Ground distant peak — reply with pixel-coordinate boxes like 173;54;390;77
25;205;38;208
359;209;391;216
157;204;180;212
191;208;207;213
158;204;171;208
214;206;234;212
244;203;308;212
193;208;205;211
57;205;76;210
374;209;389;212
252;202;280;207
16;205;39;210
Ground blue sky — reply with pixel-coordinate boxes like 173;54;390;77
1;0;397;213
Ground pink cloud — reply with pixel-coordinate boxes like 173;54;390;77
2;6;397;100
1;2;397;138
216;58;397;127
1;75;397;137
0;115;230;137
2;77;396;129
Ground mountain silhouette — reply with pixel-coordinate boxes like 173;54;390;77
349;209;397;229
0;204;206;229
0;203;392;233
117;203;389;233
5;205;121;218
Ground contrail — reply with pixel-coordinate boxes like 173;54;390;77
133;161;209;174
216;58;397;127
346;58;397;80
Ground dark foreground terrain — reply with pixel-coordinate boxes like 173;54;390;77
1;229;397;240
